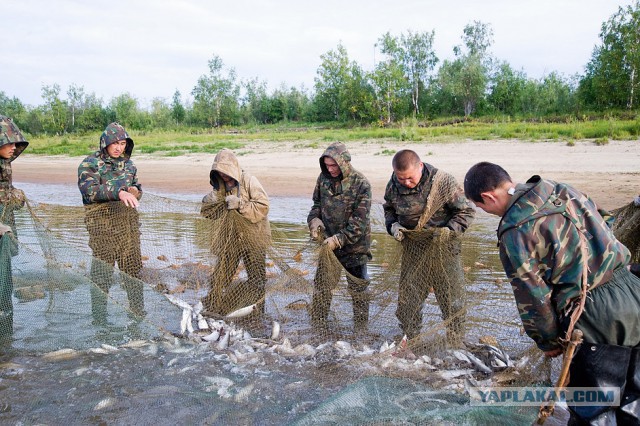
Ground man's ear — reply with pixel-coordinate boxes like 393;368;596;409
480;191;497;205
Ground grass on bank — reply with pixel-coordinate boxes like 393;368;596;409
25;117;640;157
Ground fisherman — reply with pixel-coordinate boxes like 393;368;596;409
0;115;29;340
78;122;145;325
383;150;474;347
464;161;640;424
307;142;372;332
200;149;270;318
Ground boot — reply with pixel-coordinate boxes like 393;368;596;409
352;293;369;333
567;341;632;424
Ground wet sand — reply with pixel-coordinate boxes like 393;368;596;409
13;139;639;210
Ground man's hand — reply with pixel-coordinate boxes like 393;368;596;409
9;188;25;206
309;218;325;240
119;189;139;208
543;347;563;358
322;235;341;251
435;227;451;238
0;223;12;236
391;222;406;242
634;195;640;207
225;195;242;210
128;186;141;200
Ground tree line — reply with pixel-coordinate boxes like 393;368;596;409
2;2;640;136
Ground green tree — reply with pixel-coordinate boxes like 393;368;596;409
488;62;528;115
171;90;186;125
370;59;406;124
192;54;240;127
41;84;69;134
0;92;27;128
379;30;438;117
579;1;640;109
66;84;85;129
314;43;351;121
110;93;140;128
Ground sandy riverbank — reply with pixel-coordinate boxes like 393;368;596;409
12;139;639;210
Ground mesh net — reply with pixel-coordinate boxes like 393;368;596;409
0;188;562;424
612;202;640;264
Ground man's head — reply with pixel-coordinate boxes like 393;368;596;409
320;142;351;179
0;115;28;161
464;162;513;216
100;122;133;158
392;149;423;189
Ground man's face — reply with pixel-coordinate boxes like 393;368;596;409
106;139;127;158
218;172;234;183
323;157;341;178
0;143;16;159
394;162;423;188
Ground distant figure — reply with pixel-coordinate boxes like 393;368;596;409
200;149;270;317
464;161;640;424
307;142;372;332
78;122;145;325
0;115;29;341
383;150;474;347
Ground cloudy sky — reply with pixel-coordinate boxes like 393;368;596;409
2;0;633;107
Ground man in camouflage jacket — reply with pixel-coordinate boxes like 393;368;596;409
464;161;640;424
0;115;29;339
78;122;145;323
307;142;372;331
383;149;474;345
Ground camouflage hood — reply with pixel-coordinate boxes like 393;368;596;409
497;175;563;238
0;115;28;162
320;142;352;179
210;149;242;189
99;123;134;159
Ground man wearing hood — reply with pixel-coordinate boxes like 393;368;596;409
78;122;145;324
201;149;270;316
464;161;640;424
0;115;29;339
307;142;372;332
383;150;475;347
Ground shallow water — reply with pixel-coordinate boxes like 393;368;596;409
0;183;542;424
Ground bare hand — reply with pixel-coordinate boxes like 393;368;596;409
119;189;139;208
544;348;563;358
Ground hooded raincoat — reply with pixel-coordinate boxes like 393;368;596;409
0;115;29;235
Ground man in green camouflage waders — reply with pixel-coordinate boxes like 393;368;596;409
0;116;29;340
307;142;372;332
464;161;640;424
200;149;270;317
78;122;145;325
383;149;475;347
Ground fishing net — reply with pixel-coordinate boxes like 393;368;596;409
612;202;640;263
0;188;559;424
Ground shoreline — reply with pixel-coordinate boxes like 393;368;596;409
12;139;639;210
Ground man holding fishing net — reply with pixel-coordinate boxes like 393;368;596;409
0;115;29;341
307;142;372;332
78;122;145;324
383;149;475;348
464;161;640;424
200;149;270;320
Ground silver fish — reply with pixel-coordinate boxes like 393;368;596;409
225;303;257;319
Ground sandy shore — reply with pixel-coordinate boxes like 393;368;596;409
12;139;639;211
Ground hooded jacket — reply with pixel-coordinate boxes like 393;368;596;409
383;162;475;234
307;142;371;265
497;175;630;351
0;115;29;233
78;123;141;206
201;149;270;239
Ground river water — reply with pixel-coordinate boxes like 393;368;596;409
0;182;545;425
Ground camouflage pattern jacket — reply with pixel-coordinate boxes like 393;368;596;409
78;151;141;205
0;118;28;232
497;175;630;351
307;142;372;266
383;162;475;234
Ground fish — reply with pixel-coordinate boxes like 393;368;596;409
216;331;230;350
202;329;221;342
180;308;193;335
93;397;116;411
42;348;78;361
270;321;280;340
225;303;257;319
164;293;193;311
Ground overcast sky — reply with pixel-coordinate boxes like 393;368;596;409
2;0;634;107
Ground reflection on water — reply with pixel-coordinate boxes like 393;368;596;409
0;183;538;424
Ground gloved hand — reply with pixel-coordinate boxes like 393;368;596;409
391;222;406;242
127;186;141;200
435;227;451;238
323;235;341;251
634;195;640;207
9;188;25;206
309;218;325;240
225;195;242;210
0;224;12;236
